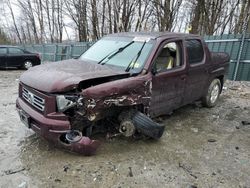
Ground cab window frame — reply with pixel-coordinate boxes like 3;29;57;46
185;39;205;66
151;39;184;74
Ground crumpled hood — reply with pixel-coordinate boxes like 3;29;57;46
20;59;128;93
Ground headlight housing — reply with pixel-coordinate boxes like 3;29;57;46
56;95;76;112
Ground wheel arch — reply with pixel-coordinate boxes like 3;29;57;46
23;59;33;64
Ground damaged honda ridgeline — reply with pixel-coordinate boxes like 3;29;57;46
16;32;229;155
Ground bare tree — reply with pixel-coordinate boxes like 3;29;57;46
135;0;152;31
18;0;40;43
56;0;64;42
235;0;250;33
33;0;45;42
90;0;99;40
0;28;10;44
152;0;182;31
0;0;247;44
6;0;22;43
190;0;240;35
64;0;88;41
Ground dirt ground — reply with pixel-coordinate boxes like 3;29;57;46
0;70;249;188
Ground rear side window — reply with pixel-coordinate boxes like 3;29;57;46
186;39;204;64
9;48;24;54
0;47;7;54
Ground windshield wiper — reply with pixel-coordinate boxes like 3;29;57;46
98;41;135;65
125;41;146;72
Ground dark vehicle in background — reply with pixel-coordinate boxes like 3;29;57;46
0;46;41;69
16;32;230;155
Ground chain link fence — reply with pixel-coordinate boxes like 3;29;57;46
205;34;250;81
20;42;94;62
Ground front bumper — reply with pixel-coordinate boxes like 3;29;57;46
16;97;100;155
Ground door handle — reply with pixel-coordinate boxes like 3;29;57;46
180;75;187;81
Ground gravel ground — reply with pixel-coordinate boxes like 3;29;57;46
0;70;250;188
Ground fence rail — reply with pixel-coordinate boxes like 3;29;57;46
20;33;250;81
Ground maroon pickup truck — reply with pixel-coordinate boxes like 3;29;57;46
16;32;229;155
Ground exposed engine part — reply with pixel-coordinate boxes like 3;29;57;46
56;95;77;112
106;132;122;140
75;97;86;115
87;99;96;109
65;130;82;143
76;110;86;116
69;113;92;133
88;113;97;121
119;120;136;137
84;125;92;137
132;111;165;139
118;110;135;122
77;97;84;106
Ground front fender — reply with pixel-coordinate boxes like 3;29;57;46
82;74;152;111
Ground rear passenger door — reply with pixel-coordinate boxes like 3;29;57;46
0;47;7;67
7;47;25;67
183;39;209;104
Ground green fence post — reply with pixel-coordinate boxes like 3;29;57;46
42;44;45;62
233;11;250;80
54;44;58;61
70;44;74;59
233;34;246;81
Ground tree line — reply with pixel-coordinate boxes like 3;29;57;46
0;0;249;44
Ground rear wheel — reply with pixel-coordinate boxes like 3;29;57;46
23;60;33;70
202;79;221;107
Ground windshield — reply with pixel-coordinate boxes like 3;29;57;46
79;36;155;72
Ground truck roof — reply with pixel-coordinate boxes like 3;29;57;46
107;32;200;40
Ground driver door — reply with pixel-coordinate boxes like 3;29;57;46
7;47;24;67
0;47;7;67
149;40;187;118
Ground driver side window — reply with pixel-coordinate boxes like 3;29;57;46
154;41;182;73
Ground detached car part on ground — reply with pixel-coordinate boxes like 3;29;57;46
16;32;229;155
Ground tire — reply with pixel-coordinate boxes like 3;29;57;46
132;112;165;139
23;60;33;70
202;78;221;108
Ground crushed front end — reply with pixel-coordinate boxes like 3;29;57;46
16;82;101;155
16;72;165;155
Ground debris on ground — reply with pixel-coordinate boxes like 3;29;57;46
128;167;133;177
4;167;26;175
190;128;199;133
241;121;250;126
63;165;70;172
18;181;27;188
207;139;217;143
178;162;198;179
54;178;61;182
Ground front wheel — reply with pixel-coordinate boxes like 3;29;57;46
202;79;221;108
23;60;33;70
